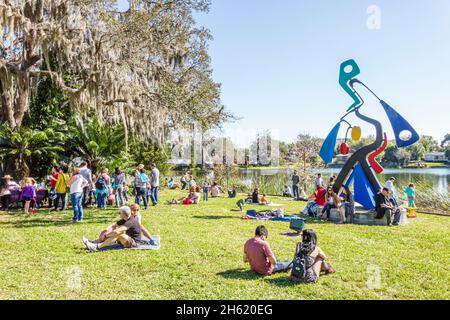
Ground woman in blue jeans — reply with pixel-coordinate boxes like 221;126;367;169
113;167;125;207
321;187;341;221
68;168;89;222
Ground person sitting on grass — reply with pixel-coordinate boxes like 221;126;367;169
170;186;201;205
252;188;260;204
290;229;336;283
260;194;269;205
244;225;292;276
403;183;416;208
228;186;237;198
210;183;221;198
83;206;155;252
130;204;155;242
283;185;293;198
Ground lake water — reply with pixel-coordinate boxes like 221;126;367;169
238;167;450;194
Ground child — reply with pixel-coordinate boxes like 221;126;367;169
260;194;268;205
22;178;37;214
403;183;416;208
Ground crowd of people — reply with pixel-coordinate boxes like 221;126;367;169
0;164;419;284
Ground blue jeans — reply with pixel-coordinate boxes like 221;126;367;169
150;186;159;205
135;187;148;209
71;192;83;221
97;192;107;209
293;185;299;199
273;260;292;273
322;203;337;219
115;187;124;207
203;188;209;201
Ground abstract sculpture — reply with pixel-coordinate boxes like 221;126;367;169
319;59;420;209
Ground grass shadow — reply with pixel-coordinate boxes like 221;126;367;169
193;215;237;220
264;276;299;288
216;269;260;280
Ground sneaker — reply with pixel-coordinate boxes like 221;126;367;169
83;237;99;252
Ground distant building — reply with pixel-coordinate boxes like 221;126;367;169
424;152;447;162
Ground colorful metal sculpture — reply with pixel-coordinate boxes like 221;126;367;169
320;59;420;209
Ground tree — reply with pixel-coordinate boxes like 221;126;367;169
0;124;65;178
66;116;126;173
292;133;323;190
0;0;231;145
441;134;450;148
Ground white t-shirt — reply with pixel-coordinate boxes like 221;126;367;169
70;175;87;194
151;168;160;187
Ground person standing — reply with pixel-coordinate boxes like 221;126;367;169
149;163;160;206
314;173;323;188
181;173;187;190
95;170;109;209
113;167;126;207
202;178;210;202
385;177;398;206
134;164;149;210
48;166;59;208
79;162;93;207
68;167;89;222
54;166;69;211
292;170;300;199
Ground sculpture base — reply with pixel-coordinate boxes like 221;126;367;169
326;205;408;226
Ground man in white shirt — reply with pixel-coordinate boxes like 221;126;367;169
385;177;398;206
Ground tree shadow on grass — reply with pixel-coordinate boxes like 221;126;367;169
216;269;260;280
0;214;113;229
193;215;237;220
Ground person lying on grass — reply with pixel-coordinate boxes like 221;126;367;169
244;225;292;276
83;206;155;252
170;186;201;205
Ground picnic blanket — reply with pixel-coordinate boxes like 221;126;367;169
99;236;161;251
241;210;303;222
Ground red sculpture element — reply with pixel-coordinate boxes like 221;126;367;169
340;142;350;155
368;132;388;174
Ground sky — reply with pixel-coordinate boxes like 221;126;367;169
117;0;450;148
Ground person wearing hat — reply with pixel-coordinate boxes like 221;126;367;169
0;175;19;211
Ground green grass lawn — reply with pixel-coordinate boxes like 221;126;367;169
0;189;449;300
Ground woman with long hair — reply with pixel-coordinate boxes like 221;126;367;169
292;230;336;283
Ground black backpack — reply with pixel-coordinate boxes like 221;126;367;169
95;175;106;190
290;243;318;284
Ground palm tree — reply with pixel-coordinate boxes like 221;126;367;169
0;125;65;179
67;117;126;173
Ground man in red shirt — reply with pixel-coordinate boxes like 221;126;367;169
302;185;327;217
48;165;59;208
244;226;292;276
